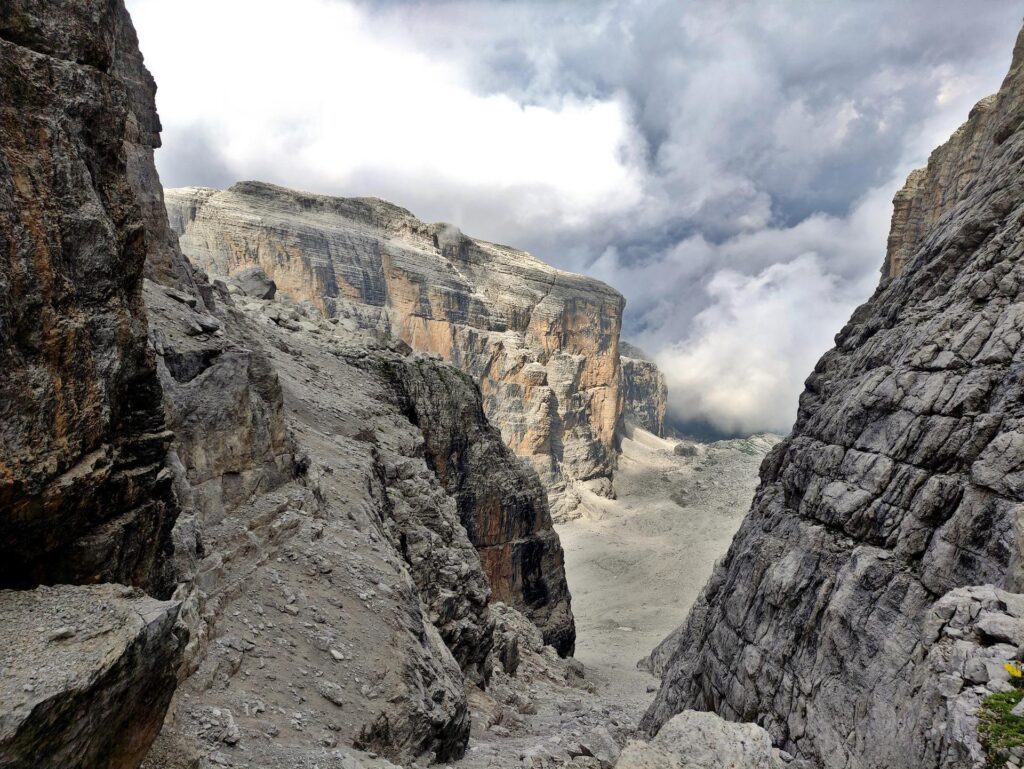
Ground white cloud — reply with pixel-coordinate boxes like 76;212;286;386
128;0;644;229
127;0;1023;436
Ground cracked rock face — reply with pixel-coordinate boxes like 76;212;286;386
643;25;1024;769
369;351;576;656
0;584;184;769
0;0;179;593
164;182;625;518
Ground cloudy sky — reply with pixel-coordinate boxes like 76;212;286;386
127;0;1022;437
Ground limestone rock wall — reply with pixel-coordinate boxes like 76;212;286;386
643;26;1024;769
0;0;179;593
0;3;190;767
165;182;625;518
374;353;576;656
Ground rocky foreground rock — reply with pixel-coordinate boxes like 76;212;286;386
0;584;184;769
164;183;626;518
643;25;1024;769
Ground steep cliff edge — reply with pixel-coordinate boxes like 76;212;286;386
0;1;188;765
164;183;625;518
643;26;1024;769
0;0;179;593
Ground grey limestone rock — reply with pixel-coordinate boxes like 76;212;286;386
642;24;1024;769
0;0;179;594
620;342;668;437
229;266;277;300
617;711;785;769
0;584;184;769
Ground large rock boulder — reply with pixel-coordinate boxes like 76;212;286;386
0;584;184;769
229;266;277;300
642;23;1024;769
617;711;785;769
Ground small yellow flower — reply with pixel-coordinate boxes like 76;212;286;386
1004;662;1022;679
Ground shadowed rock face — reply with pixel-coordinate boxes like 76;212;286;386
376;355;576;656
164;183;625;518
643;26;1024;769
0;4;186;767
0;0;178;593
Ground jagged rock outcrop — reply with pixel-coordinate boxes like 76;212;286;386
164;182;625;518
0;4;188;766
0;0;179;593
145;267;576;762
0;584;185;769
643;26;1024;769
619;342;667;437
373;352;575;656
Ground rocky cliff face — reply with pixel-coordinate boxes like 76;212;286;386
0;2;188;765
644;26;1024;769
0;0;180;593
619;342;668;437
164;183;625;518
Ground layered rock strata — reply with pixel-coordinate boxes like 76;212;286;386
0;0;179;593
164;182;625;518
619;342;668;437
0;4;187;767
644;25;1024;769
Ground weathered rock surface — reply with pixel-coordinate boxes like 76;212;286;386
0;0;179;593
165;182;625;518
376;355;575;656
643;25;1024;769
617;711;786;769
0;5;188;767
619;343;667;437
0;584;184;769
144;269;577;762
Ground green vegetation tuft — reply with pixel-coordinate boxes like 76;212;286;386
978;688;1024;768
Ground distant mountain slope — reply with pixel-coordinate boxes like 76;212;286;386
166;182;625;518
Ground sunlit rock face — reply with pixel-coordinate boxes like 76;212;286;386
165;182;625;518
644;25;1024;769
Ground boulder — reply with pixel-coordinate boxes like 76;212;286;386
617;711;784;769
0;584;184;769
